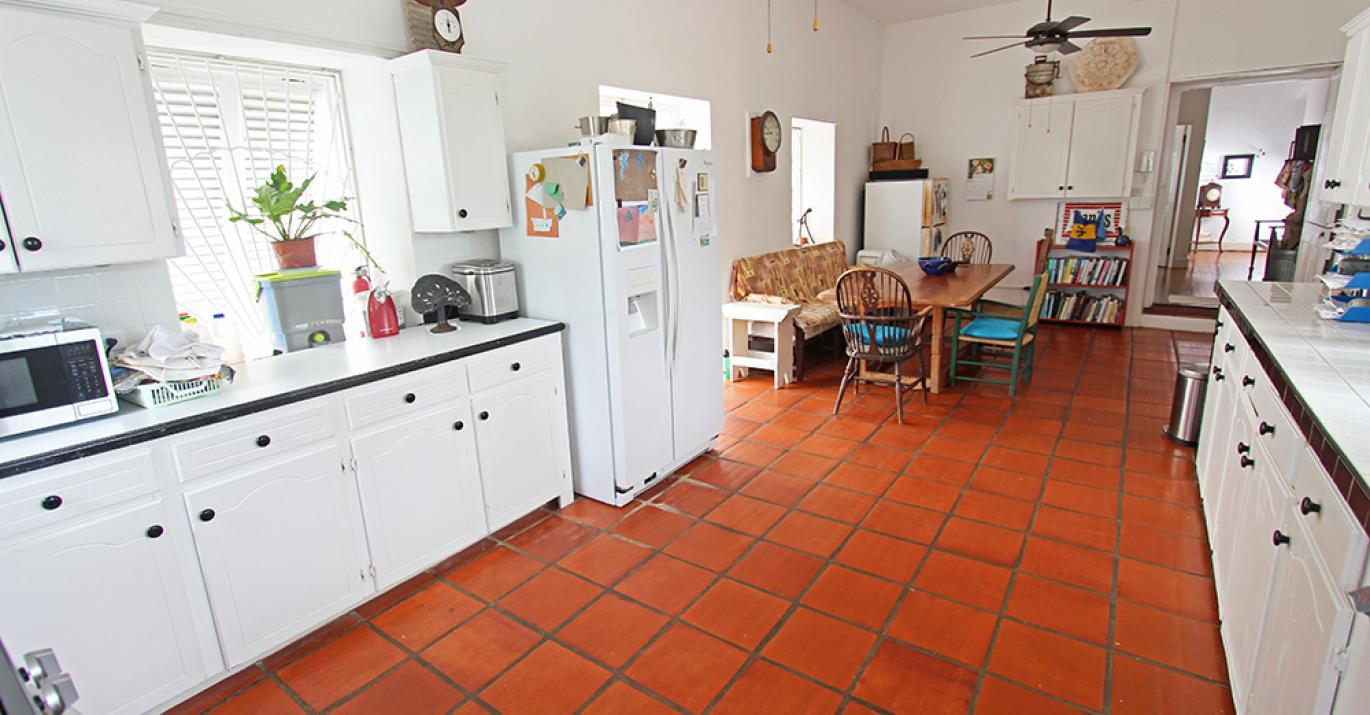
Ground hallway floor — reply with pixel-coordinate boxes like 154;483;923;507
1159;248;1264;302
172;326;1233;715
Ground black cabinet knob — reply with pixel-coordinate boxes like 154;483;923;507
1258;422;1275;436
146;524;164;539
453;421;465;431
404;392;417;404
1236;442;1251;455
1067;186;1074;191
479;411;490;421
1241;376;1256;387
1300;497;1322;516
1057;185;1064;191
1215;321;1224;329
199;509;216;522
511;362;521;372
40;495;62;511
21;236;41;252
1213;369;1225;382
1224;343;1235;353
1240;455;1256;469
0;238;6;253
458;209;469;218
256;435;271;448
1272;530;1291;547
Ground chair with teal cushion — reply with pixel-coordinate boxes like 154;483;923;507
832;267;930;424
947;272;1047;397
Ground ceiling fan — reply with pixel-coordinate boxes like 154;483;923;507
963;0;1151;58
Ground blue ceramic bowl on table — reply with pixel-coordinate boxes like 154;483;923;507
918;257;957;276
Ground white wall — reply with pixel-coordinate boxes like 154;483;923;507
1168;88;1212;270
878;0;1179;317
1170;0;1365;82
1197;79;1328;248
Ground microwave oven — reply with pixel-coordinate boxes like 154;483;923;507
0;321;118;438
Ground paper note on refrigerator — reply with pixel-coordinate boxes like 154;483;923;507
638;206;658;243
693;191;716;244
542;157;589;210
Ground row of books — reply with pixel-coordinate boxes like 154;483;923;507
1040;291;1124;324
1046;257;1130;286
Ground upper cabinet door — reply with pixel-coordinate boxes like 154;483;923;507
1008;101;1073;199
0;5;178;272
1065;93;1139;199
1323;29;1370;205
392;52;512;233
0;199;16;274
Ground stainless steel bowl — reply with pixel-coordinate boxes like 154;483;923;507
655;129;698;148
576;115;611;136
607;119;637;137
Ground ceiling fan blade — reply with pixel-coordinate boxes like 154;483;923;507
972;41;1030;58
963;34;1031;40
1055;15;1090;32
1058;40;1083;54
1066;27;1152;38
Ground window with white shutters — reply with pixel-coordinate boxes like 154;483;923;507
146;49;367;357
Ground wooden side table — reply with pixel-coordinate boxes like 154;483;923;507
1192;208;1231;253
722;302;802;389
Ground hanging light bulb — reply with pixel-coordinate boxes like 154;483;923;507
813;0;820;31
767;0;774;53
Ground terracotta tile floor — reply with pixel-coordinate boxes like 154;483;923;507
172;326;1236;715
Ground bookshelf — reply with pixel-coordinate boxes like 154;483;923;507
1040;243;1132;327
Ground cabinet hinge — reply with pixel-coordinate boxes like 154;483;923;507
137;54;145;72
349;457;359;473
1331;647;1350;674
359;567;368;582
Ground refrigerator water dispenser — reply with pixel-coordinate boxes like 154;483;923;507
624;265;660;336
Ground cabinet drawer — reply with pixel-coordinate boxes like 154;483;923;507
344;363;467;431
467;338;557;394
0;448;158;541
1248;377;1300;481
1292;446;1369;590
173;401;334;480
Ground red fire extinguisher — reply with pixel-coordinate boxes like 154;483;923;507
367;284;400;339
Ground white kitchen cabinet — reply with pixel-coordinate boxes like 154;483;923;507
391;50;512;233
1007;89;1143;201
472;372;569;530
0;498;206;715
0;202;16;274
183;442;370;668
1248;517;1355;715
350;402;487;590
0;0;180;272
1321;9;1370;206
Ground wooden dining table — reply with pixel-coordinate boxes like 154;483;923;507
858;262;1015;394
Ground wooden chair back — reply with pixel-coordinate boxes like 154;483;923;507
834;267;926;362
1023;272;1048;329
941;231;993;264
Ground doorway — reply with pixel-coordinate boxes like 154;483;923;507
1154;74;1334;306
791;117;836;245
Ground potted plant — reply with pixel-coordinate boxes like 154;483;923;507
228;165;358;270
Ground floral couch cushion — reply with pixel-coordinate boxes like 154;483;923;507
730;241;848;334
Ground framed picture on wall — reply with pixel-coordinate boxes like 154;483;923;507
1221;154;1255;179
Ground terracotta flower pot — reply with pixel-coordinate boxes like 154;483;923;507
271;238;318;270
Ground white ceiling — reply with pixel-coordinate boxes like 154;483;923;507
842;0;1025;25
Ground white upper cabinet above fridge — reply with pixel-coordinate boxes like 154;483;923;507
0;0;181;273
391;51;512;232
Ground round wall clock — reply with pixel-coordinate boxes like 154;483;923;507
430;0;467;53
750;110;782;173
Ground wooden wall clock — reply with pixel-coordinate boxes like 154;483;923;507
750;111;782;173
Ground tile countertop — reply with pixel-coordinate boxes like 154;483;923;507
1218;281;1370;487
0;318;565;478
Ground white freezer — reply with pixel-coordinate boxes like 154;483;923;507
499;145;722;506
863;178;949;258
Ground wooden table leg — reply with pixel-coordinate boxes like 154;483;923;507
1218;215;1230;253
774;317;795;389
929;306;945;394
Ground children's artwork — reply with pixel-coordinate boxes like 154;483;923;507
693;191;716;245
525;174;558;238
542;156;590;209
616;206;638;245
1058;202;1125;242
613;149;657;202
966;157;995;201
637;206;658;243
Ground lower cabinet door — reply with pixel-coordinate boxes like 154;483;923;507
472;373;565;529
351;402;487;590
1219;440;1287;707
184;443;369;667
1248;518;1355;715
0;499;206;715
1198;376;1235;522
1210;408;1253;589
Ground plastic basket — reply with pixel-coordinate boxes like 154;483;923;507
120;377;225;409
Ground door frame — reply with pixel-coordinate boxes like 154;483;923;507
1142;63;1340;311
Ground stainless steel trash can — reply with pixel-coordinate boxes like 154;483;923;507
1164;363;1209;446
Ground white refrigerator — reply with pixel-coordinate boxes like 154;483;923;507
499;144;723;506
862;178;950;259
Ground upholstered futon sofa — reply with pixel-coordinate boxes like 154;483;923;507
729;241;850;380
